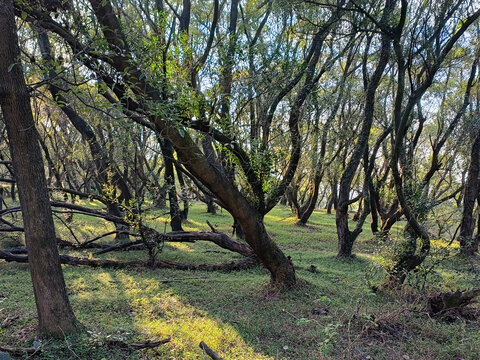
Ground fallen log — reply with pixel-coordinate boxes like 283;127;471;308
57;238;111;250
4;201;254;257
0;249;259;271
51;202;254;257
428;288;480;315
1;247;27;254
94;240;144;255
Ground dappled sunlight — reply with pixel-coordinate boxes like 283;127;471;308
356;253;378;263
281;216;299;224
167;243;194;252
431;238;459;249
112;273;274;360
264;214;287;222
3;202;480;359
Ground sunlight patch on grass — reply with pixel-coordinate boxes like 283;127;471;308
168;243;194;252
112;274;273;360
182;219;206;230
264;214;286;221
282;216;299;224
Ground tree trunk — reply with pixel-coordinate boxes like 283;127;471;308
459;129;480;255
369;183;379;234
154;184;167;209
0;0;78;336
326;181;337;214
336;1;393;257
174;162;189;221
77;0;296;288
205;196;217;214
10;182;15;201
160;139;183;231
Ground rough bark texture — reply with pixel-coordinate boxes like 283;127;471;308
0;0;78;336
160;139;184;231
459;129;480;255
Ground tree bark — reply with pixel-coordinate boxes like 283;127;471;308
0;0;78;336
160;139;184;231
459;128;480;255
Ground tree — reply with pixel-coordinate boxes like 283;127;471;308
459;115;480;255
0;0;77;336
336;0;395;257
385;0;480;286
17;0;351;287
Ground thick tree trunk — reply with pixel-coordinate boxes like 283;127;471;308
0;0;78;336
459;129;480;255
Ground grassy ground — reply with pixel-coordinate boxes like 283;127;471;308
1;201;480;359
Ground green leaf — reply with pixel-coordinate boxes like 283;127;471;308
7;63;16;72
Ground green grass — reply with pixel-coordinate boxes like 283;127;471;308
1;202;480;359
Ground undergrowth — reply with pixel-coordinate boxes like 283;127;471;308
1;202;480;359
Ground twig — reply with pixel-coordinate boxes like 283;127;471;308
107;337;170;350
206;220;218;233
199;341;224;360
53;212;81;244
94;240;144;255
0;345;36;356
80;230;134;247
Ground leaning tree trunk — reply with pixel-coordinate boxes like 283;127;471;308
0;0;78;336
459;128;480;255
66;0;297;288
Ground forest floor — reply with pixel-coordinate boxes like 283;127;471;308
1;201;480;359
